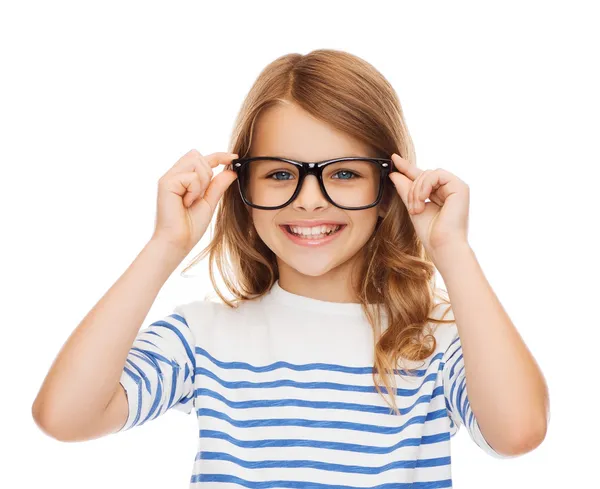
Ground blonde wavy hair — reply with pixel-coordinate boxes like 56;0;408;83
182;49;455;415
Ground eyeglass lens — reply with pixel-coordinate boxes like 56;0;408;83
240;159;381;208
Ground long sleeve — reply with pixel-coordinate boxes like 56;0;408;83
117;305;196;432
442;332;519;459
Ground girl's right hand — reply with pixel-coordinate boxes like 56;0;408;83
150;149;238;255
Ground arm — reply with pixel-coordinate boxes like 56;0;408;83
31;238;187;441
434;242;549;456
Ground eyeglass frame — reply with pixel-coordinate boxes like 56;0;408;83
229;156;395;210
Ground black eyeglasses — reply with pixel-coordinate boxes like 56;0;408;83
230;156;395;210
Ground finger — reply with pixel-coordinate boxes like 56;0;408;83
420;169;460;211
187;170;213;208
204;151;239;169
429;168;459;203
189;168;238;218
388;171;412;211
408;170;427;213
420;171;445;209
166;171;206;207
390;154;424;213
391;153;422;182
409;171;420;212
168;149;237;177
185;153;237;208
164;149;202;179
194;158;213;185
412;170;432;213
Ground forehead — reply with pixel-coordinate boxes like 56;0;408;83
249;101;374;161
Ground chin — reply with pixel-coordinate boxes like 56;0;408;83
285;260;339;277
270;248;336;275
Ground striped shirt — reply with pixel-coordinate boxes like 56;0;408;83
118;280;516;488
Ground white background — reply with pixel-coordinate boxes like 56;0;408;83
2;1;598;487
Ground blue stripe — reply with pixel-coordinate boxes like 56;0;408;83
198;429;451;454
195;385;445;416
127;350;166;418
448;365;464;412
122;365;144;428
125;357;152;395
152;316;196;379
130;346;162;371
191;473;452;488
196;407;447;435
447;335;460;349
444;396;452;416
448;353;463;380
461;395;470;426
143;369;163;423
165;364;180;412
137;339;158;348
130;348;166;424
194;367;439;396
196;450;451;472
129;349;158;373
130;347;178;421
196;345;442;376
444;339;461;364
456;377;467;425
132;346;178;369
178;393;194;407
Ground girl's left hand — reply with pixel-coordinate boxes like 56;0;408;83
387;153;470;260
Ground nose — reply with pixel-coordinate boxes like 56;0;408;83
291;175;329;212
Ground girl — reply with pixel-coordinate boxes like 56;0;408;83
32;49;549;488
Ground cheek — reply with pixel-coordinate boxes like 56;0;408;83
352;210;379;237
250;210;275;242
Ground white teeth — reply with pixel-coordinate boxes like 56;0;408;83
288;224;341;238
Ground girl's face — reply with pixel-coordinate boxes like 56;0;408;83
248;101;386;279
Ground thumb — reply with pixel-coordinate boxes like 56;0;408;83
190;169;238;218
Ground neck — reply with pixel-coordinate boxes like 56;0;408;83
276;255;362;303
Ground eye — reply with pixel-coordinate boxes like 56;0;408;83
332;170;359;180
267;170;295;181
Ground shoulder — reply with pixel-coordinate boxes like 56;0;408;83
172;294;262;337
174;296;222;320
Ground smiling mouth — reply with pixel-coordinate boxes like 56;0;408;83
281;224;346;239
